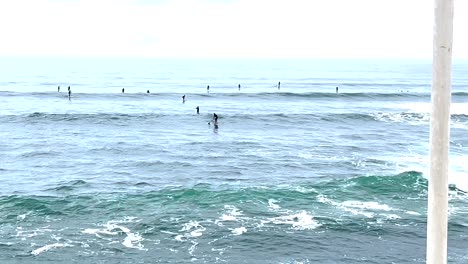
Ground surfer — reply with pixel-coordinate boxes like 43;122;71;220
68;89;71;100
57;86;60;92
68;86;70;92
122;88;125;93
336;86;339;93
207;85;210;93
147;90;150;94
182;95;186;103
196;106;199;114
278;82;281;90
213;113;218;125
238;84;241;91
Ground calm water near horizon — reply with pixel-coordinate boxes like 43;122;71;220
0;57;467;263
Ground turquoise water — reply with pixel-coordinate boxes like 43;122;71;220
0;58;467;263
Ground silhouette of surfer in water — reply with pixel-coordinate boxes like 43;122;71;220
207;85;210;93
336;86;339;93
196;106;199;114
213;113;219;128
57;86;60;92
278;82;281;90
238;84;241;91
68;89;71;100
122;88;125;93
208;113;219;128
182;95;186;103
147;90;150;94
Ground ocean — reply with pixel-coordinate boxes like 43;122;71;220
0;57;467;263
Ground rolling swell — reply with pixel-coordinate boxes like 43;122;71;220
0;111;438;123
0;171;428;202
0;90;434;99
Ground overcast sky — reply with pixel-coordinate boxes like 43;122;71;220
0;0;466;59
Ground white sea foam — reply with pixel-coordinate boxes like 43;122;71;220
316;194;333;204
17;213;27;221
188;241;198;256
81;218;146;250
178;220;206;239
175;235;185;242
337;201;394;218
231;226;247;235
16;226;53;240
405;211;421;215
294;186;316;193
341;201;393;211
31;243;72;256
320;195;395;218
216;205;243;225
382;213;401;220
268;199;281;210
220;214;237;221
266;210;320;230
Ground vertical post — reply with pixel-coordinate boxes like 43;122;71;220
427;0;454;263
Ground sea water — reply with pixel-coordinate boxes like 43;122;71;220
0;57;467;263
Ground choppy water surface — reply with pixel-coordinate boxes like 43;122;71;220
0;58;467;263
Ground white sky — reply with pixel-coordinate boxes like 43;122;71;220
0;0;466;59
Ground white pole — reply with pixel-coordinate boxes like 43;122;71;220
427;0;454;263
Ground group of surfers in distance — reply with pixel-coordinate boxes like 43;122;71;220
57;84;223;129
57;82;340;130
57;85;72;100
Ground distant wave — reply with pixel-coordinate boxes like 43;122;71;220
1;111;466;126
0;90;432;98
2;90;468;102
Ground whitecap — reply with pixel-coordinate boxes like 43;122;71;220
31;243;72;256
268;199;281;210
81;219;146;250
217;205;243;224
179;220;206;239
267;210;321;230
231;226;247;235
382;213;401;220
17;214;27;221
341;201;393;211
122;231;144;250
405;211;420;215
